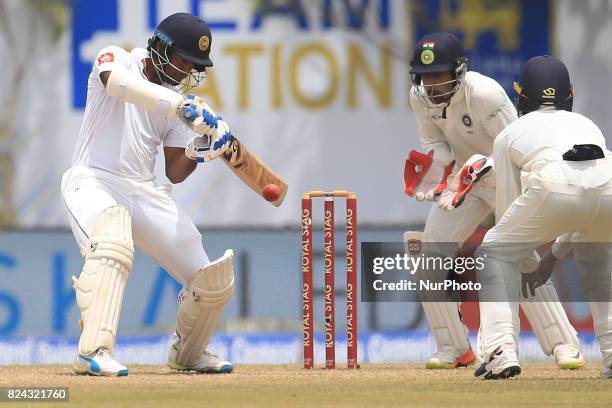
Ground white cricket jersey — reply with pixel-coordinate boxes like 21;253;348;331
409;71;517;170
492;108;608;219
70;46;191;182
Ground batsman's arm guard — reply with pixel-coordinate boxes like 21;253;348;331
105;66;184;119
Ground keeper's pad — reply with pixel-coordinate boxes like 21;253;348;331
520;280;579;355
106;66;184;118
404;231;470;351
73;206;134;355
421;302;471;351
173;249;235;366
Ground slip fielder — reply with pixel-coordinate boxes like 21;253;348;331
404;33;583;370
61;13;235;376
475;56;612;380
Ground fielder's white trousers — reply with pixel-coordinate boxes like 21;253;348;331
422;182;578;356
478;158;612;366
61;166;210;285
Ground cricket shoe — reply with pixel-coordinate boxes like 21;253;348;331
553;344;586;370
425;345;476;369
167;344;233;374
73;347;128;377
601;367;612;379
474;345;521;380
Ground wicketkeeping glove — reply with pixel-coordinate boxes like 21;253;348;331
437;154;493;211
404;150;455;201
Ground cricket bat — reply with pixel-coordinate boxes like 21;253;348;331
219;135;288;207
181;106;288;206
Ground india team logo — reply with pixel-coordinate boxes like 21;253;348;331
421;41;435;65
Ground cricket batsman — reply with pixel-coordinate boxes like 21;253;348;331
475;56;612;379
404;33;584;370
61;13;235;376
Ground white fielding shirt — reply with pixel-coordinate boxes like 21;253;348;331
492;109;608;220
71;46;191;182
409;71;518;170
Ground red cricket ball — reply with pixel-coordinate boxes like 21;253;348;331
262;184;281;202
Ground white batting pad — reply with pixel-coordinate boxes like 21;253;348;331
520;280;579;355
404;231;470;351
73;206;134;355
173;249;235;366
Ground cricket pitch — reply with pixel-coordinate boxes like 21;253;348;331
1;364;610;407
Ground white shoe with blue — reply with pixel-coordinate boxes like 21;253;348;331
73;347;128;377
167;344;233;374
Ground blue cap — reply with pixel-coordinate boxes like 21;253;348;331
516;56;572;103
410;33;465;74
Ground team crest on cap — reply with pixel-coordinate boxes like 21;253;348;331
198;35;210;51
421;42;435;65
462;114;472;127
542;87;556;99
421;49;435;65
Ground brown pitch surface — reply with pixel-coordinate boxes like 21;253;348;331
0;364;610;407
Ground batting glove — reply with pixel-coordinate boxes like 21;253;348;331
205;117;232;161
184;117;232;162
184;134;211;161
179;95;218;135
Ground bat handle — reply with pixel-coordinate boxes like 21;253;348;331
182;106;197;122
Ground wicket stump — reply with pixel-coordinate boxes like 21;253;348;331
301;190;358;369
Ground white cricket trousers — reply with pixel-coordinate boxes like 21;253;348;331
478;158;612;366
61;166;210;285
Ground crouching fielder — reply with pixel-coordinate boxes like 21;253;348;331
476;56;612;380
61;13;234;376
